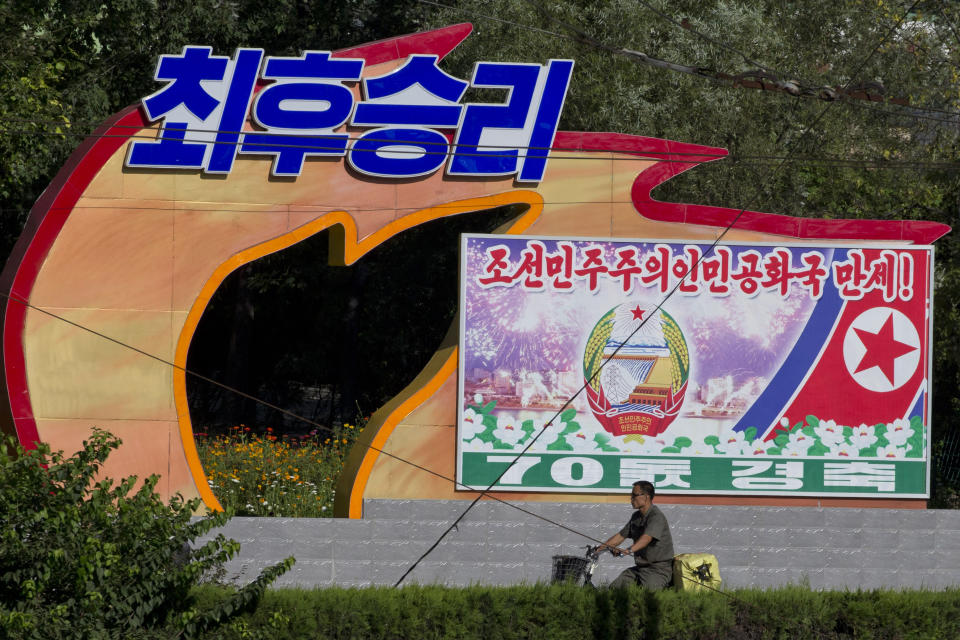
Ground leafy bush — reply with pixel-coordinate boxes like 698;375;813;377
0;429;293;639
190;584;960;640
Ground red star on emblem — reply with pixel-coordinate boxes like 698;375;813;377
631;306;645;321
853;312;917;385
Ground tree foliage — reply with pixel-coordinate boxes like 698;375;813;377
1;1;959;492
0;0;427;248
0;429;293;639
423;0;960;477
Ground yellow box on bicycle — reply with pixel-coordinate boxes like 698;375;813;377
673;553;722;593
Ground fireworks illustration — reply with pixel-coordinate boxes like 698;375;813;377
461;236;819;418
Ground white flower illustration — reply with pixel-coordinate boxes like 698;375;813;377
885;418;912;447
568;430;599;452
876;444;906;459
462;438;495;452
783;431;813;457
493;414;523;445
747;439;770;456
828;442;859;458
814;419;845;447
716;430;749;456
473;393;484;405
848;423;877;450
637;437;669;455
532;420;567;450
680;436;715;457
462;407;485;440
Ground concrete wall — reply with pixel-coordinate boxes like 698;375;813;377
204;500;960;590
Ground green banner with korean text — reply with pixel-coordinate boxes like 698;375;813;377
457;234;932;498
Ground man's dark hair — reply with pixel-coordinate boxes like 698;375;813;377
633;480;655;499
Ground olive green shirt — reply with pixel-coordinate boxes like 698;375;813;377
619;505;675;565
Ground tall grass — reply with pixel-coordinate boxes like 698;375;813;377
195;421;364;517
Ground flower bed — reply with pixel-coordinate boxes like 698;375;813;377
195;422;364;517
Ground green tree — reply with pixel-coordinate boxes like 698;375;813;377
0;0;427;251
3;0;960;498
0;429;293;639
418;0;960;486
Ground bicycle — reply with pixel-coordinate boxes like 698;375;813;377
550;545;614;587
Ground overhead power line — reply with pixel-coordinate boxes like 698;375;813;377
391;0;925;588
0;288;761;600
418;0;960;123
0;1;941;592
629;0;960;116
0;288;629;549
936;0;960;47
2;122;958;174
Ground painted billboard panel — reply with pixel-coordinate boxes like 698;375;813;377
457;234;932;497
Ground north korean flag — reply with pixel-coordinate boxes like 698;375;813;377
733;247;931;440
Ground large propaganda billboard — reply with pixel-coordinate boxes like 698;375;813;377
458;234;932;498
3;23;948;515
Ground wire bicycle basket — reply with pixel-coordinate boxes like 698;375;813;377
552;547;601;585
551;554;590;584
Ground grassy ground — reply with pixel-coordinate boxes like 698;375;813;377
195;421;364;517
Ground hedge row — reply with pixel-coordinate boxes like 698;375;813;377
194;584;960;640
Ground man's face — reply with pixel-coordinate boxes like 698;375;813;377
631;488;651;512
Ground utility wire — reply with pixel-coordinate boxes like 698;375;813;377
845;96;960;125
0;0;937;593
2;164;957;222
392;0;924;588
420;0;960;122
2;122;958;172
0;123;725;161
2;292;339;439
937;0;960;47
0;285;762;604
0;116;734;160
0;288;624;549
630;0;960;117
0;268;820;606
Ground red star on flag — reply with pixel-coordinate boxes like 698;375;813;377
853;312;917;384
631;306;645;321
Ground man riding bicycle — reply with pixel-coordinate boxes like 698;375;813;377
597;480;675;589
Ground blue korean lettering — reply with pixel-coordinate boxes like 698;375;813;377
207;48;263;173
128;47;262;172
142;46;227;121
519;59;574;182
240;52;363;176
450;62;539;176
129;45;572;180
348;55;468;177
449;59;573;181
125;122;206;168
350;128;450;178
352;55;467;127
